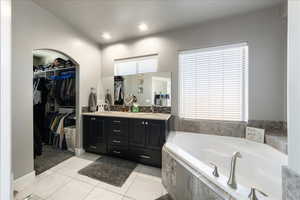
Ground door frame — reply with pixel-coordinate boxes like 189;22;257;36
0;0;12;199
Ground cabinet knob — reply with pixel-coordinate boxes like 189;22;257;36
90;145;97;149
145;121;148;125
91;117;96;120
113;120;121;123
112;140;121;144
113;129;121;133
141;121;145;125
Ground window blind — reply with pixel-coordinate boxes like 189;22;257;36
179;43;248;121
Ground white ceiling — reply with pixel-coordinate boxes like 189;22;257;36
33;0;282;45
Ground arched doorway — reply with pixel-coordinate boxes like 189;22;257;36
33;49;79;175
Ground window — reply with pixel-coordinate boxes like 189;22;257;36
114;55;158;76
179;43;248;121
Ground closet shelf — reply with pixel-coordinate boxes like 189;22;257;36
33;66;76;76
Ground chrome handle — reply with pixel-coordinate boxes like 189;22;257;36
145;121;148;125
113;129;121;133
248;187;268;200
209;162;219;178
139;155;151;159
91;117;96;120
90;145;97;149
113;120;121;123
113;150;121;154
112;140;121;144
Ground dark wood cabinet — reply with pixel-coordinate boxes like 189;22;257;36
83;116;107;154
129;119;147;148
145;120;165;151
83;115;169;167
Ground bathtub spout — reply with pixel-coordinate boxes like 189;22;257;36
227;152;242;189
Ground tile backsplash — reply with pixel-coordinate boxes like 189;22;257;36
109;105;171;114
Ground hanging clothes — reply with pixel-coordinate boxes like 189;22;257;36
33;68;76;157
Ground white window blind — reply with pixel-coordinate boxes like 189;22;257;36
114;55;158;76
179;43;248;121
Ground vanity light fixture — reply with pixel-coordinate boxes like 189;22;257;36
102;32;111;40
138;23;149;32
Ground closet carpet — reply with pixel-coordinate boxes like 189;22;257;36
34;145;74;175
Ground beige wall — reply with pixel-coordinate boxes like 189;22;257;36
101;6;286;121
12;0;102;178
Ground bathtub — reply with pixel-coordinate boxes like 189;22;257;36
162;131;287;200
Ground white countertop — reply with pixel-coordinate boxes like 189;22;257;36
82;111;171;121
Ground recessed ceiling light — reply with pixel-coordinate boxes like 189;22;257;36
139;23;149;32
102;32;111;40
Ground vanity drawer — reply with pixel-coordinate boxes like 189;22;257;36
110;125;128;137
110;118;129;137
129;147;161;167
109;137;128;146
108;145;128;158
111;118;129;126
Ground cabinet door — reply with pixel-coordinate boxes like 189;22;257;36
129;119;146;148
83;116;107;154
145;120;165;150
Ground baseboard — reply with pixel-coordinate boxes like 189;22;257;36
75;148;85;156
14;171;36;192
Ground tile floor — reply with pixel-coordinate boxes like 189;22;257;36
14;153;167;200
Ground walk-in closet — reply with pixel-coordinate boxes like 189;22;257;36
33;49;77;175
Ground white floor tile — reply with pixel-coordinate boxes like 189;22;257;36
74;173;101;186
136;165;162;181
78;153;101;161
84;187;123;200
125;175;164;200
17;153;166;200
47;179;94;200
95;170;138;195
122;197;134;200
22;173;71;199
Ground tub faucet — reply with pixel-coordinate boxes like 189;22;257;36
248;187;268;200
227;152;242;189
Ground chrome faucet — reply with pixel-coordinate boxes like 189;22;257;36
248;187;268;200
227;152;242;189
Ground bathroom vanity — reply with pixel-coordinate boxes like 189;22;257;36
82;112;171;167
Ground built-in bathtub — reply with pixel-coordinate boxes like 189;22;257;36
162;131;287;200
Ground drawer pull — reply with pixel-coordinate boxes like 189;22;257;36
112;140;121;144
113;150;121;154
113;120;121;123
91;117;96;120
113;129;121;133
139;155;151;159
90;145;97;149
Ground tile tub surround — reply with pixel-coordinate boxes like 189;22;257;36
172;116;247;138
171;116;288;153
266;135;288;154
162;148;233;200
282;166;300;200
